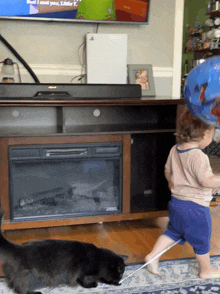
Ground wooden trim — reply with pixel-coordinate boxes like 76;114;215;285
0;98;185;107
1;130;177;140
0;134;134;227
6;134;124;146
0;138;10;221
2;211;168;231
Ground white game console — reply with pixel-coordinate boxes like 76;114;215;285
86;34;127;84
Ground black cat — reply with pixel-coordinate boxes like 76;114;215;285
0;210;126;294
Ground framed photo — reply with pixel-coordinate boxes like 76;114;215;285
128;64;156;97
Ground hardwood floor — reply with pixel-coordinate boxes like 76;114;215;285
1;207;220;276
3;208;220;263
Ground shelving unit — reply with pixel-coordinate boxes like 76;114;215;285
183;2;220;77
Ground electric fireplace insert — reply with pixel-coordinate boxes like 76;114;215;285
8;142;122;222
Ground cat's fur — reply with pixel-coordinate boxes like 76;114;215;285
0;210;125;294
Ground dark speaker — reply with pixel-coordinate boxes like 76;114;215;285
0;83;141;100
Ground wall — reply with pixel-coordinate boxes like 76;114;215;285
0;0;180;97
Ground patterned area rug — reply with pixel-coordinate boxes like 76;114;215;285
1;256;220;294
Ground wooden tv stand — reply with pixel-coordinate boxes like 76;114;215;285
0;97;185;231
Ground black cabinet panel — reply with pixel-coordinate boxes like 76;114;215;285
130;132;176;212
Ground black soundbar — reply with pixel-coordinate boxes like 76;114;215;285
0;83;141;100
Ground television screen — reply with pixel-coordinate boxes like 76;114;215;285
0;0;150;24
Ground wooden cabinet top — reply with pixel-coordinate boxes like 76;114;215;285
0;97;185;107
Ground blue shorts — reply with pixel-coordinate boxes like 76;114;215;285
163;197;212;255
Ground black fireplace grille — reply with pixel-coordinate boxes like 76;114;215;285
9;143;122;222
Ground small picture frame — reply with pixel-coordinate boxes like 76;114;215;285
128;64;156;97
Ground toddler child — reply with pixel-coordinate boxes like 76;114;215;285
145;106;220;280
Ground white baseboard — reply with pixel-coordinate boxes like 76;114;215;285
19;64;173;83
19;64;82;83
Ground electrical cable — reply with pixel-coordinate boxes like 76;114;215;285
96;23;99;33
76;24;99;84
82;38;87;83
0;34;40;83
70;74;87;83
76;38;87;83
14;62;22;83
77;40;86;67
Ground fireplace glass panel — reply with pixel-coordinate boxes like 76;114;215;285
9;143;122;222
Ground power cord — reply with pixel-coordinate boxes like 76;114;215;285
96;23;99;33
75;37;87;83
14;62;22;83
70;74;87;83
0;34;40;83
77;39;86;67
72;24;99;84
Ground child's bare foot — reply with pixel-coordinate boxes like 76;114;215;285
199;267;220;280
145;255;161;276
